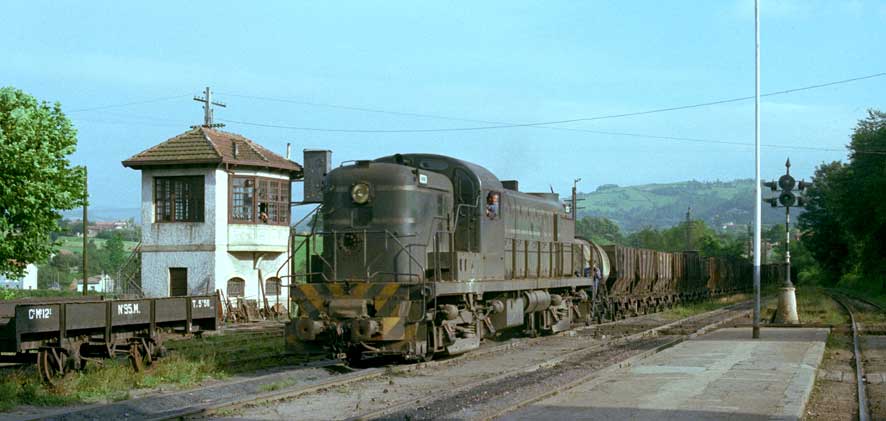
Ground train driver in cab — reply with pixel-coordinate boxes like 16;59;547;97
486;191;500;219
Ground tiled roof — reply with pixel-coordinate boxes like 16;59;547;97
122;127;302;176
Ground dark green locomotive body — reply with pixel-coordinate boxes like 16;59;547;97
287;154;595;361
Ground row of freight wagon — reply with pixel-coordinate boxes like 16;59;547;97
592;243;783;318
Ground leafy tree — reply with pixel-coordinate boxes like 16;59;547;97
841;110;886;289
799;110;886;291
797;161;851;285
0;87;85;279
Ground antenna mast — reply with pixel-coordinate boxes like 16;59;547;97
193;86;226;128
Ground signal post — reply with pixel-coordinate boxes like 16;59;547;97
763;158;810;324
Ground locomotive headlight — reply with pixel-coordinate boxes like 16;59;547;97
351;182;371;204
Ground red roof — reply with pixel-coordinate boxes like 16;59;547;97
122;127;302;176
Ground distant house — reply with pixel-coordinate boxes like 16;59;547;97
88;221;130;236
0;264;39;290
68;273;113;292
122;127;302;309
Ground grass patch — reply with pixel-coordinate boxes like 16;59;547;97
258;378;298;393
661;293;751;320
0;344;223;412
659;288;778;321
796;288;848;325
761;287;849;325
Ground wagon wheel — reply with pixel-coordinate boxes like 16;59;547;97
129;345;145;372
129;342;154;372
37;348;67;385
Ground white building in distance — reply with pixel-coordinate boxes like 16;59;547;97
0;263;38;290
123;127;302;310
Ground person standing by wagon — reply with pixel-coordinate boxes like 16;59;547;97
592;264;602;298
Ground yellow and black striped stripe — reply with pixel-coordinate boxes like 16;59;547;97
292;282;409;318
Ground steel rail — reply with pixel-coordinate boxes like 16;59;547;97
349;302;756;421
162;298;758;420
31;297;757;421
830;292;871;421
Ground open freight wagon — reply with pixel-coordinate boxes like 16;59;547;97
0;295;219;383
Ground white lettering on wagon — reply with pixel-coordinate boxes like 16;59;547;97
28;308;52;320
117;303;140;315
192;299;211;309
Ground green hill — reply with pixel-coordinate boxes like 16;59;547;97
577;179;794;233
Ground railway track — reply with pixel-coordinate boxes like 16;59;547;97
221;300;755;420
6;296;756;421
828;291;886;421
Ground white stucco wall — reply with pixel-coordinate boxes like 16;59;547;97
138;166;290;308
141;251;216;296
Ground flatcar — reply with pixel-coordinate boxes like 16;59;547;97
0;295;219;382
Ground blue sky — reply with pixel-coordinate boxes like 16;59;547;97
2;1;884;210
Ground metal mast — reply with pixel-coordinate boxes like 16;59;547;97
752;0;762;339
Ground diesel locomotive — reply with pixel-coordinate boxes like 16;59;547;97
284;152;763;363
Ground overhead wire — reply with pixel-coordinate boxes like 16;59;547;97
67;94;191;113
216;71;886;133
215;71;886;154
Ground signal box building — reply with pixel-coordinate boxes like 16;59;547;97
122;127;302;308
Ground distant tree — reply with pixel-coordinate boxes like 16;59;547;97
104;233;127;273
0;87;85;279
625;227;664;250
50;252;80;272
575;216;622;245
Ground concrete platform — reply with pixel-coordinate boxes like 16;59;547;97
502;328;828;421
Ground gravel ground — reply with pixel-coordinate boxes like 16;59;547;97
803;294;882;421
233;304;753;421
0;365;343;421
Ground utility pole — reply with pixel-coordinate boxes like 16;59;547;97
747;222;753;259
82;166;88;296
572;178;582;221
763;157;810;324
752;0;762;339
685;207;692;251
193;87;226;128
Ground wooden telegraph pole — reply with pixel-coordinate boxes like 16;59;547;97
82;166;88;296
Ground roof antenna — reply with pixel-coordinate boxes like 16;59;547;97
192;86;226;129
549;185;555;194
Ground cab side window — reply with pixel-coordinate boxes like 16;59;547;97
486;191;500;219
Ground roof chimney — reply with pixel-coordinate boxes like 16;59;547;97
286;142;291;160
233;142;239;159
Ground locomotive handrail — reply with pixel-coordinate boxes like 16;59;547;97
289;229;427;283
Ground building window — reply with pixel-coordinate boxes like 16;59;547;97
265;277;281;296
230;176;290;225
169;268;188;296
155;176;204;222
227;277;245;297
231;177;255;222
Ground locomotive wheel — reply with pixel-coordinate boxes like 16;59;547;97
37;348;67;385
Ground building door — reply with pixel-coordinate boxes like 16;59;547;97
169;268;188;296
